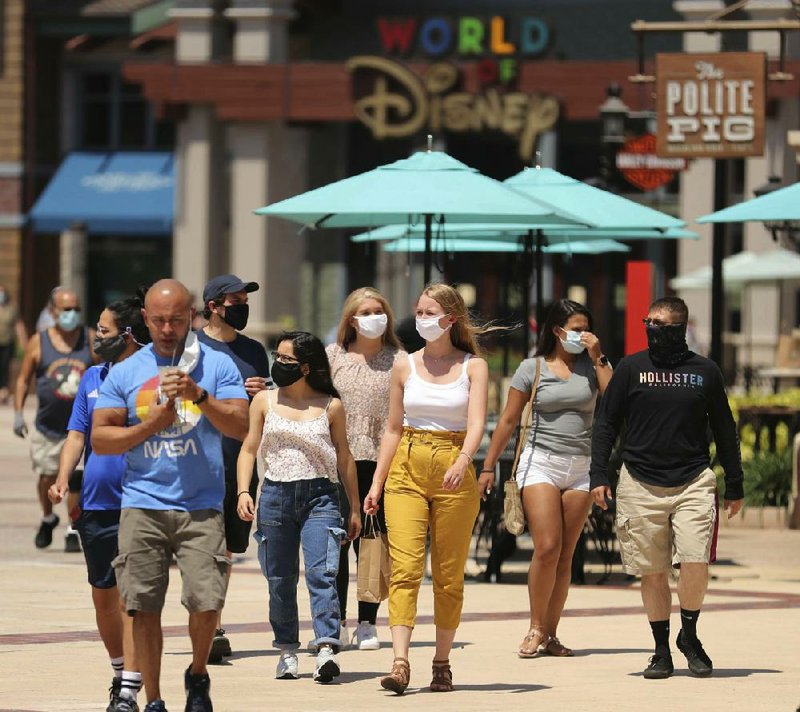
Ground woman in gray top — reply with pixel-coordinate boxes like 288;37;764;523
481;300;612;658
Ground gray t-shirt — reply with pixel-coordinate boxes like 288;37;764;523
510;352;598;456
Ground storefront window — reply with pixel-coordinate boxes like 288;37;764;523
77;70;174;151
87;236;172;320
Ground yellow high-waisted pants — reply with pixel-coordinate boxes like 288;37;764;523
384;427;480;629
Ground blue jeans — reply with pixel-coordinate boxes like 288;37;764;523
254;478;345;651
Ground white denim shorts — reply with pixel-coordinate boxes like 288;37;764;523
515;447;591;492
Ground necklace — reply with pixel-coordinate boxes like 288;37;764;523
423;350;453;363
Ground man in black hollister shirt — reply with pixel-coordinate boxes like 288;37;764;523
590;297;743;681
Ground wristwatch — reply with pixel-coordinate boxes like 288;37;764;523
192;388;209;405
597;355;609;367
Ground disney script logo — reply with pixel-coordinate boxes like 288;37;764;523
347;56;559;162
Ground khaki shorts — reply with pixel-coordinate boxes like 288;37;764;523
30;428;66;477
616;465;716;576
113;508;230;614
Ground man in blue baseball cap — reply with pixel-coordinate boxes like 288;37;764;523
197;274;271;663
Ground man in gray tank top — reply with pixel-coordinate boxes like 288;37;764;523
13;287;96;549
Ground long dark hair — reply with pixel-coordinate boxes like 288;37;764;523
534;299;593;358
276;331;340;398
107;295;150;345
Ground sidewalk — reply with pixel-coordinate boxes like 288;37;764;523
1;402;798;711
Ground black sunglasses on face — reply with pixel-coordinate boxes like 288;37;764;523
642;318;685;327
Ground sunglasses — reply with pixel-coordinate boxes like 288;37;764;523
642;318;685;327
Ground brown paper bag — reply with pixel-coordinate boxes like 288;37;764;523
356;515;390;603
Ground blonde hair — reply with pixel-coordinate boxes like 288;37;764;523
336;286;402;350
421;283;503;356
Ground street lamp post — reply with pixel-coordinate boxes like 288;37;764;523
599;82;630;191
598;83;629;357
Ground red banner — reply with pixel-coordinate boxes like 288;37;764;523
625;261;653;355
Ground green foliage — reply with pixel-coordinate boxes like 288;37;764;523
729;389;800;411
712;390;798;506
742;449;793;507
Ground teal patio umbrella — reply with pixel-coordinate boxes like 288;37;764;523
505;168;685;230
697;181;800;225
696;181;800;368
504;167;685;327
254;150;584;283
383;238;524;253
381;236;631;254
352;224;697;243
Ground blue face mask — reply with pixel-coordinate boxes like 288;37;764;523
58;308;81;332
559;328;585;354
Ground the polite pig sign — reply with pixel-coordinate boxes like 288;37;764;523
656;52;766;159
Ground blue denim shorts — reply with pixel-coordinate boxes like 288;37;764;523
76;509;121;589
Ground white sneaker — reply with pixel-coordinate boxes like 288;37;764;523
313;645;340;684
276;651;299;679
354;622;380;651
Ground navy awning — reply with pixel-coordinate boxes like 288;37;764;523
30;152;174;235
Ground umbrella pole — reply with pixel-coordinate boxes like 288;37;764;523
502;253;512;377
423;214;433;285
710;159;727;373
523;230;533;355
535;229;545;336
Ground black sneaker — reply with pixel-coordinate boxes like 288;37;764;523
143;701;167;712
208;628;231;664
107;677;122;712
643;653;674;679
35;515;59;548
184;665;213;712
676;630;713;677
65;530;81;553
112;697;140;712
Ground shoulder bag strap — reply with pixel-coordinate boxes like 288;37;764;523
510;357;542;483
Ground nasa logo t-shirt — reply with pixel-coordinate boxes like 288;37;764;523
96;343;246;511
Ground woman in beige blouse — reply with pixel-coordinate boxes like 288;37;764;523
326;287;403;651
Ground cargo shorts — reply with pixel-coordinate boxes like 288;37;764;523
615;465;717;576
30;428;66;477
113;508;230;614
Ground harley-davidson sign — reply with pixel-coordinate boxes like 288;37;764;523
616;134;686;192
656;52;766;159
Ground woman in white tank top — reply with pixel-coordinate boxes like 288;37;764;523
236;331;361;685
364;284;490;695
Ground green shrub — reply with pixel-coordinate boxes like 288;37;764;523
742;449;793;507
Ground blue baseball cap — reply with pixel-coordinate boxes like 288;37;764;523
202;274;259;304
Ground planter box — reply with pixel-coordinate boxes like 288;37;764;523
720;505;789;529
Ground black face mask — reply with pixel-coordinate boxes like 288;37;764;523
271;360;304;387
221;303;249;331
93;334;127;363
646;323;689;366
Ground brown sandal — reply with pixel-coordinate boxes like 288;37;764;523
518;626;548;658
541;636;573;657
430;659;453;692
381;657;410;695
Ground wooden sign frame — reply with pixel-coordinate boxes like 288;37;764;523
656;52;766;159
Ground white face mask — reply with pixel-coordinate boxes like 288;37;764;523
416;315;451;342
559;328;586;354
354;313;388;339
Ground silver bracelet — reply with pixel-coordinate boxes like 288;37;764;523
458;450;473;463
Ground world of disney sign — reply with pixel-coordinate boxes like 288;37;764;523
347;15;560;162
